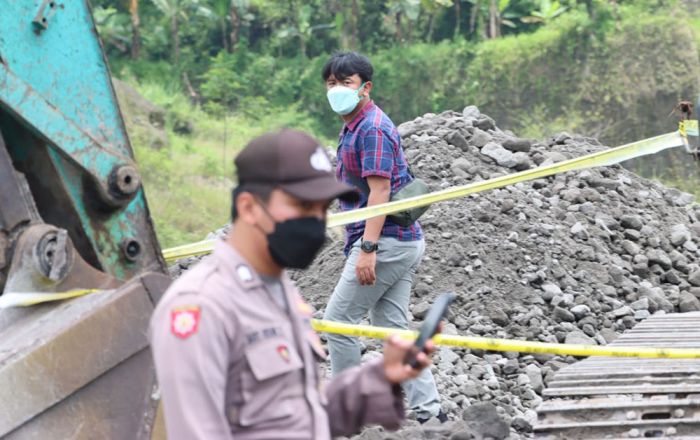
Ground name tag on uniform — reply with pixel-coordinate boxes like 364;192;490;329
245;326;282;345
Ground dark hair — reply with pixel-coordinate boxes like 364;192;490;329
231;184;273;220
321;51;373;82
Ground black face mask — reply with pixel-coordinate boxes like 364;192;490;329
266;217;327;269
254;198;326;269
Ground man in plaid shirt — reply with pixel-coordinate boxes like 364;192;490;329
321;51;445;423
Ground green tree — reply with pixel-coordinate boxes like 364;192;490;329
332;0;361;49
578;0;595;18
209;0;232;52
94;6;131;54
201;0;251;53
151;0;209;62
521;0;568;24
387;0;421;42
466;0;521;39
421;0;453;42
274;1;334;59
229;0;253;53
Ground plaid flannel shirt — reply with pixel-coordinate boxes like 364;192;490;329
336;101;423;255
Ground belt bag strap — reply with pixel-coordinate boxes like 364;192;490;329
344;171;431;228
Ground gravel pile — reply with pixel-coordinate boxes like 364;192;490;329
172;106;700;439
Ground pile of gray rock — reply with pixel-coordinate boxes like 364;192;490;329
292;106;700;439
170;105;700;439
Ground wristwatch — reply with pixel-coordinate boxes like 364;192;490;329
360;239;379;253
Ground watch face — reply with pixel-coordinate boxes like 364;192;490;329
361;241;374;252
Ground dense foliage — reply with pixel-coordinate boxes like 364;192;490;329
97;1;690;142
94;0;700;247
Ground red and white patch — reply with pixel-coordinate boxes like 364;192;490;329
170;306;201;339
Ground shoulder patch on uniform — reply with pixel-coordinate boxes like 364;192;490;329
170;306;201;339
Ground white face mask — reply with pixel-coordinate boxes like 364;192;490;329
327;82;366;115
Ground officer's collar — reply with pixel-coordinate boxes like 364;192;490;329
213;239;265;289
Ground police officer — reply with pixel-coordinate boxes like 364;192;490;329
149;129;437;439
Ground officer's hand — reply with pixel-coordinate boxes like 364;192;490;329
382;335;435;384
355;251;377;285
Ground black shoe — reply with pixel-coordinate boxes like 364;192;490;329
417;410;448;424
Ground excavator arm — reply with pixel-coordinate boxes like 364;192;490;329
0;1;169;438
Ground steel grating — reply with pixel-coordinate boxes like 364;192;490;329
534;312;700;439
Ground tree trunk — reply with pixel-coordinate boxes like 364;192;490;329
171;13;180;63
299;35;307;59
331;0;348;48
488;0;500;39
426;13;435;42
454;0;461;39
395;11;403;42
221;19;230;53
350;0;359;49
289;0;306;58
339;24;350;49
469;0;478;36
580;0;595;19
129;0;140;59
610;0;621;27
230;3;240;53
182;72;201;107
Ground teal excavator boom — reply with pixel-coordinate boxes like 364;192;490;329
0;1;169;438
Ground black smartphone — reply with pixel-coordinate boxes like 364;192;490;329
406;292;455;369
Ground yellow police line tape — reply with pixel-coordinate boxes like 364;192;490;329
163;127;691;263
0;289;101;308
680;118;699;138
2;288;699;358
5;123;700;359
310;319;700;359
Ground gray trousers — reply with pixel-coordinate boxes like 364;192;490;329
323;237;441;418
